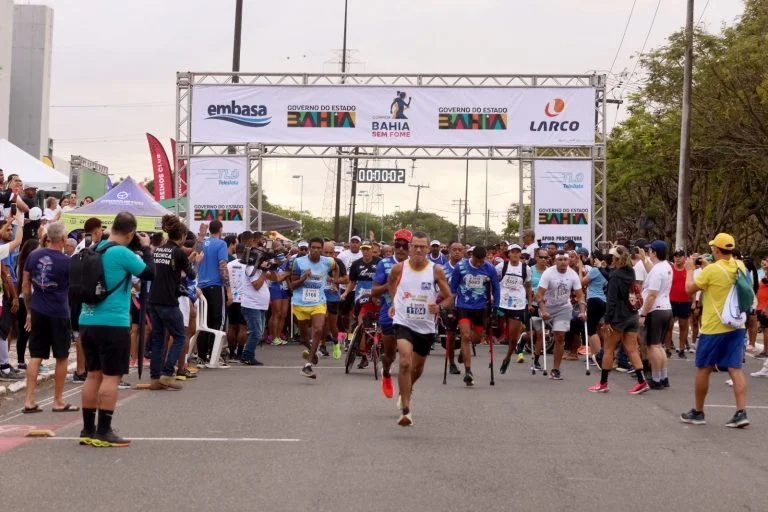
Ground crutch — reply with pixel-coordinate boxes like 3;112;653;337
584;319;591;376
530;316;537;375
488;309;496;386
442;318;450;385
540;319;548;377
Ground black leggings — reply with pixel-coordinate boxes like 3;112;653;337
198;286;225;361
16;297;28;365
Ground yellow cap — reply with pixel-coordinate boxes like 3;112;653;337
708;233;735;250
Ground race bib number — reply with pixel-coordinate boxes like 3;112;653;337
405;297;428;320
466;275;485;289
302;288;321;304
501;275;518;289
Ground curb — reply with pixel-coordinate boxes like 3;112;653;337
0;362;77;397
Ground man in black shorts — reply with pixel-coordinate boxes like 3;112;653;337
22;222;74;413
78;213;154;447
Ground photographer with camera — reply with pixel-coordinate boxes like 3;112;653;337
148;214;196;390
78;212;154;447
237;242;277;366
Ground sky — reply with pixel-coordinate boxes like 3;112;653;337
38;0;745;233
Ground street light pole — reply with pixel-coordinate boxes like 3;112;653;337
675;0;694;251
358;191;369;238
292;175;304;238
376;193;384;241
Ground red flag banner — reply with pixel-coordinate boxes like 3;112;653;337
146;133;173;201
171;138;186;196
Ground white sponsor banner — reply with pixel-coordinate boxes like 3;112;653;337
188;156;247;236
191;85;595;147
534;160;592;251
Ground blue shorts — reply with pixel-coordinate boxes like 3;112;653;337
695;330;745;369
269;288;289;302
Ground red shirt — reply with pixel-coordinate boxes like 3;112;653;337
670;265;689;303
757;281;768;311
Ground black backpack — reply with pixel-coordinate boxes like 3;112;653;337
69;241;130;304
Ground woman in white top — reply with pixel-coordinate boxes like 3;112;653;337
639;240;674;389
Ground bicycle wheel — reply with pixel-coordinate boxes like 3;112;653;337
345;324;362;374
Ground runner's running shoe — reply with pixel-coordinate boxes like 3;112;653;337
680;409;706;425
516;352;525;364
398;409;413;427
332;343;341;360
533;361;543;372
587;382;609;393
301;363;316;379
79;428;95;446
463;370;474;387
725;410;750;428
549;369;562;380
499;359;510;375
92;429;130;448
118;381;131;390
0;367;23;381
449;364;461;375
750;368;768;378
628;381;650;395
382;374;394;398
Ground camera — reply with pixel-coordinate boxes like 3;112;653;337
127;233;143;252
240;246;279;272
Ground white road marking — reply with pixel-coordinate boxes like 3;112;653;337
47;436;302;442
705;404;768;409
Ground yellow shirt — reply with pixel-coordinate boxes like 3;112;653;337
695;257;747;335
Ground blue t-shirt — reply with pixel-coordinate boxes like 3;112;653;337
442;260;458;284
80;242;147;328
24;248;70;318
197;237;228;288
427;253;448;267
531;266;544;293
586;267;607;302
449;259;500;310
373;256;398;327
291;255;335;307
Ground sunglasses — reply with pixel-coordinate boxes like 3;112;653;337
394;242;409;250
537;255;548;259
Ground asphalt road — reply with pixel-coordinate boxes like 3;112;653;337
1;344;766;512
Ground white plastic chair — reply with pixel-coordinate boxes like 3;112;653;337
190;291;228;369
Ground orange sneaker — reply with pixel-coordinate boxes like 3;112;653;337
577;346;587;355
382;374;394;398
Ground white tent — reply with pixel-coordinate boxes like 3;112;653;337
0;139;69;191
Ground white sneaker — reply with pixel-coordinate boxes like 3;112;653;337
725;379;733;387
397;411;413;427
750;369;768;378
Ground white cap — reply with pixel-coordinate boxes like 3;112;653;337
468;246;476;253
508;243;522;251
609;247;620;257
334;245;343;253
298;241;309;248
350;236;361;242
500;240;510;246
28;206;42;221
430;240;440;246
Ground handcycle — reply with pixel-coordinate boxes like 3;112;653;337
344;296;383;380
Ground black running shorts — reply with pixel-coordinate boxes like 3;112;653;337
81;325;131;376
28;311;72;360
393;324;434;357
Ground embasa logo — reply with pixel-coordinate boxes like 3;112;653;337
207;101;272;128
544;98;565;118
530;98;580;132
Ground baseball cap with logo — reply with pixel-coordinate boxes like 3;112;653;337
394;229;412;242
709;233;736;250
508;243;522;251
298;241;309;249
360;240;372;249
430;240;440;247
646;240;668;254
350;236;362;242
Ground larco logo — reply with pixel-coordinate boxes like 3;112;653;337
116;191;129;200
206;101;272;128
544;98;565;118
530;98;580;132
544;171;585;190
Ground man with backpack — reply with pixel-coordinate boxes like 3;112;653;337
681;233;751;428
73;212;155;447
496;244;532;373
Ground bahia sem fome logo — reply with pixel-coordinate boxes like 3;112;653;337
207;101;271;127
530;98;580;132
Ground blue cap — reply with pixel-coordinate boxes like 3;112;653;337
646;240;667;253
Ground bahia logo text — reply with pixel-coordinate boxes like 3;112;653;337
207;101;272;128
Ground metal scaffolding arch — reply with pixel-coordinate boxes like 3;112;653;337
175;72;607;243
